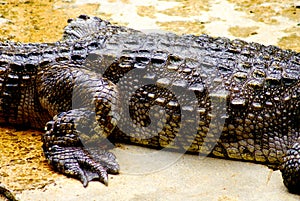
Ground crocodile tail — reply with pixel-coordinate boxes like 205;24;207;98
62;15;111;41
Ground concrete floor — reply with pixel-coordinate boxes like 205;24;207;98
17;145;300;201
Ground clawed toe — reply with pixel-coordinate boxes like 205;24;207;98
43;145;119;187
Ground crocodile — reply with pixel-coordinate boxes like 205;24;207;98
0;15;299;196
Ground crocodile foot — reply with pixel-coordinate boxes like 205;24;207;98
42;109;120;186
281;142;300;194
43;145;119;187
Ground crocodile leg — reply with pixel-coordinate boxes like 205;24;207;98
281;142;300;193
39;63;120;186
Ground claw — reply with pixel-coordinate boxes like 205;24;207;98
102;174;108;186
44;145;119;186
82;176;88;188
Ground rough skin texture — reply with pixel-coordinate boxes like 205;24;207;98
0;15;299;194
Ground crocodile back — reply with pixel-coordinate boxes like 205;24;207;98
91;32;300;164
0;15;138;128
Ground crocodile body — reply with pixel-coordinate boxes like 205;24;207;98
0;15;300;194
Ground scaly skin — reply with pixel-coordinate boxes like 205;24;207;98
0;15;300;194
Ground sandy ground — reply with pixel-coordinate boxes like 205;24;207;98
0;0;299;200
16;146;300;201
